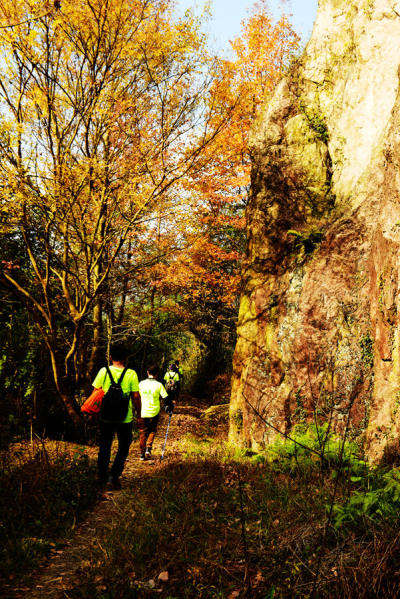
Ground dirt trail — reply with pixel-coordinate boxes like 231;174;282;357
11;396;207;599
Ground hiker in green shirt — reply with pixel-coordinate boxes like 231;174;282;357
138;365;172;460
174;359;184;389
164;363;180;401
92;344;140;489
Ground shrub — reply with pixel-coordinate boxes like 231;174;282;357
333;467;400;529
0;442;98;583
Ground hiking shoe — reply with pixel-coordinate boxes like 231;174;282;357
145;448;152;459
140;453;146;461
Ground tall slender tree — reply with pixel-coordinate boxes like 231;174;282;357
0;0;225;425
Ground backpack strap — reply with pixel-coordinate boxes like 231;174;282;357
105;365;129;386
105;365;116;385
117;367;128;385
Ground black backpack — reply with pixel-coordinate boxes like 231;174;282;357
100;366;129;421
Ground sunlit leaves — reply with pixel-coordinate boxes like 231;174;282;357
165;1;300;329
0;0;222;410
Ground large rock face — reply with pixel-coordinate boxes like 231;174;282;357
230;0;400;460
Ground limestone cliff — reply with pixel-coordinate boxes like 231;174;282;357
230;0;400;460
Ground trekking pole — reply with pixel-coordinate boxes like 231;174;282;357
160;411;173;461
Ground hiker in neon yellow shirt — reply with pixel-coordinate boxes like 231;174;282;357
164;364;180;400
92;344;140;489
138;364;171;460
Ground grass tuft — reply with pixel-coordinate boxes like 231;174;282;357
0;440;98;587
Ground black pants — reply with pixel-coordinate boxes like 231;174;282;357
98;420;133;481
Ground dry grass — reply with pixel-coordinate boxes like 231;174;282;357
3;400;400;598
0;438;98;593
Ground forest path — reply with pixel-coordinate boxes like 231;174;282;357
13;395;213;599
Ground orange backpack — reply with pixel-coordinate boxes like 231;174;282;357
81;388;105;414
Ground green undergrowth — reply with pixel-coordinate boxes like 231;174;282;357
261;424;400;529
0;442;98;588
62;427;400;598
264;423;364;473
170;424;400;536
332;466;400;530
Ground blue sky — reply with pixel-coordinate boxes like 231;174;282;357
176;0;318;52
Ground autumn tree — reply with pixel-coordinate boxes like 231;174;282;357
0;0;226;426
146;1;300;378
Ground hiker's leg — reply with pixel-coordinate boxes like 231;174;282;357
138;417;147;454
146;415;160;450
98;421;114;481
110;422;133;478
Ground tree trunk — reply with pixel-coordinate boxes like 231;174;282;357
48;344;84;435
88;298;103;378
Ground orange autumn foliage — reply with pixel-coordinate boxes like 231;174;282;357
159;1;300;327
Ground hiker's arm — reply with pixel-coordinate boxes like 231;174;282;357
132;391;141;416
161;386;173;413
92;367;106;391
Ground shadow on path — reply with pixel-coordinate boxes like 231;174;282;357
10;395;213;599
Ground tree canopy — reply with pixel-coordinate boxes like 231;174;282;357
0;0;299;432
